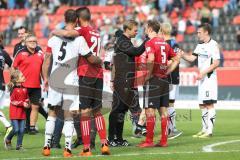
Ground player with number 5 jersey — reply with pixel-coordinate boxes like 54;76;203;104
51;7;109;156
137;20;179;148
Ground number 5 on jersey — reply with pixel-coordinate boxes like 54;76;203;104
59;41;67;61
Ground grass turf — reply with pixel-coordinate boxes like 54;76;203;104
0;109;239;160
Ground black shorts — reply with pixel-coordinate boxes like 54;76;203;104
79;76;103;110
147;77;169;109
27;88;42;105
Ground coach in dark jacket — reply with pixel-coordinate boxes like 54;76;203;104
108;20;148;146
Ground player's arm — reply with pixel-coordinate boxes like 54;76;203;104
42;52;52;91
3;50;12;68
166;55;180;75
181;52;197;62
79;37;103;65
110;64;115;91
118;39;147;56
197;59;220;80
145;53;154;82
85;53;103;65
52;29;79;38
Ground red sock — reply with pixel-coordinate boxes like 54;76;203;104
145;116;156;143
80;116;91;149
160;116;168;144
94;113;107;144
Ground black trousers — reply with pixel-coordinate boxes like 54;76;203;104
108;81;141;141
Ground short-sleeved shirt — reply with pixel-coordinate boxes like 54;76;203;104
145;37;176;78
13;47;44;88
46;36;91;86
0;46;12;90
75;26;103;79
193;39;220;78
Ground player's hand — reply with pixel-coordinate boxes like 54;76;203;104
43;79;49;92
23;102;30;108
177;49;184;58
197;72;205;80
110;81;114;91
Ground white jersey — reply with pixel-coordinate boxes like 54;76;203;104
193;39;220;104
47;36;90;110
193;39;220;78
47;36;90;85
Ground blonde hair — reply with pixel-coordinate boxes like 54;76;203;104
123;20;138;31
8;69;23;92
160;22;172;35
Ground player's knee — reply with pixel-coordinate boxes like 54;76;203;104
80;109;91;117
146;108;155;117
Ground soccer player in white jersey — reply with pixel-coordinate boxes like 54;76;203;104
41;9;102;157
181;23;220;138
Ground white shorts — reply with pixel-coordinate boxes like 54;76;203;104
169;84;179;100
198;76;218;105
0;90;5;107
48;87;79;111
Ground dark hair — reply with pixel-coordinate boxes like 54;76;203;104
64;9;77;23
76;7;91;21
18;26;28;32
198;23;212;34
123;20;138;31
147;20;160;33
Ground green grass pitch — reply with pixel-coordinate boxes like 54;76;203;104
0;109;240;160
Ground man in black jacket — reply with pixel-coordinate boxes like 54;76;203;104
108;20;148;146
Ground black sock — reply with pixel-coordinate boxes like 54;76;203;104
30;126;35;130
38;106;48;119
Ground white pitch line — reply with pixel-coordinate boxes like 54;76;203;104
2;150;240;160
203;139;240;152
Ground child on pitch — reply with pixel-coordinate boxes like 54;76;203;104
4;69;29;150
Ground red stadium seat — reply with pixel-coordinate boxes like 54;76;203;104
176;34;184;43
216;0;224;8
185;25;196;34
209;1;217;8
38;38;48;47
233;15;240;25
35;31;44;38
193;1;203;9
11;38;20;46
4;46;14;55
0;17;9;24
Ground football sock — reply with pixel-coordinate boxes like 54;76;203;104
160;116;168;144
207;108;216;135
167;107;176;133
44;116;56;147
201;108;208;133
80;116;91;149
64;120;74;150
145;116;156;143
94;113;107;144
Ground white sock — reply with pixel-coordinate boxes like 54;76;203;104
167;107;176;133
0;111;11;128
44;116;56;147
207;108;216;135
201;108;208;133
64;120;74;150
